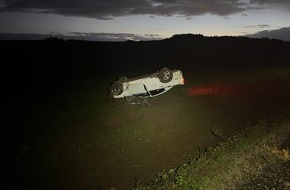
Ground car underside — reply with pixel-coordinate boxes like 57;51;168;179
109;67;184;105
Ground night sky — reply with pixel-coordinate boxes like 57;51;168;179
0;0;289;41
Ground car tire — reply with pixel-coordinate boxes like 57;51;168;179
158;67;173;83
119;76;128;82
110;81;123;96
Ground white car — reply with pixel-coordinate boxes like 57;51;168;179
109;67;184;105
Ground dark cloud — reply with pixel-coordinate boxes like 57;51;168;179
1;0;288;19
244;24;270;29
250;0;290;10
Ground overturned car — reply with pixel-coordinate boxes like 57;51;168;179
109;67;184;105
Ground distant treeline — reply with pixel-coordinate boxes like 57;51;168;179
1;34;290;81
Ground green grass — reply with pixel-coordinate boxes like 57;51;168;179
135;116;290;190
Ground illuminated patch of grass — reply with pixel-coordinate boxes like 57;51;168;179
135;115;290;190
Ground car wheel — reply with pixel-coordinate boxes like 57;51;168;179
158;67;173;83
110;81;123;96
119;76;128;82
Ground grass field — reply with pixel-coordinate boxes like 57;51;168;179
135;114;290;190
3;66;290;189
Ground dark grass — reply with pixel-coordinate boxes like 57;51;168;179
1;36;290;189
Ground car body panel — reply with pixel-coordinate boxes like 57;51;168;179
110;68;184;99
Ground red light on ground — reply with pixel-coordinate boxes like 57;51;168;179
187;84;237;97
186;80;284;100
